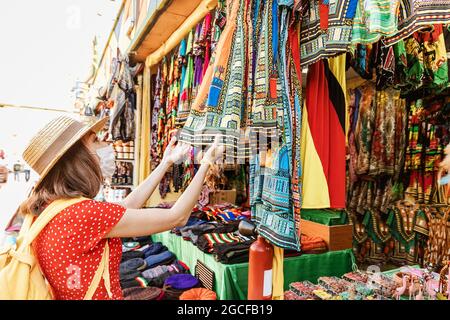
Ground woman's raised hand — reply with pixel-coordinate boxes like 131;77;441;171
202;136;225;164
162;136;191;165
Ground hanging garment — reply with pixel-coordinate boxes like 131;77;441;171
180;0;247;157
368;89;399;176
395;25;449;94
301;54;347;209
351;0;400;45
287;5;303;237
385;0;450;46
249;0;301;251
177;30;195;126
300;0;358;67
249;0;281;132
353;83;376;175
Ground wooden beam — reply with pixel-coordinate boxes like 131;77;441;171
145;0;217;67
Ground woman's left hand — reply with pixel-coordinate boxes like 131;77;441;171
162;136;191;166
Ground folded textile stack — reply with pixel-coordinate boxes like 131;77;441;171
190;203;248;222
196;232;254;254
171;204;256;264
213;240;254;264
179;220;242;243
300;235;328;254
123;287;165;300
162;274;202;300
120;239;196;296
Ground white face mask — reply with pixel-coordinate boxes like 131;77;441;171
95;145;116;182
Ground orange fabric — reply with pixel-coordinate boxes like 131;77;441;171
300;234;327;251
179;288;217;300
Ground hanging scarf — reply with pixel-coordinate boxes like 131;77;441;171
180;0;248;158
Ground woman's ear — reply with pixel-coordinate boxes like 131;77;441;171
81;131;97;150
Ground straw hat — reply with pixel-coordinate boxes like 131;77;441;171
22;115;108;190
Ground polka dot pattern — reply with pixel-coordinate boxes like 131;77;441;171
34;200;125;300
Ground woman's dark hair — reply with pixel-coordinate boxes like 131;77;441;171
20;139;103;215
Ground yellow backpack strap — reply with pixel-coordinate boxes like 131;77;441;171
83;241;112;300
21;197;89;247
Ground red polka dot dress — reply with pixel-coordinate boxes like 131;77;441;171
34;200;126;300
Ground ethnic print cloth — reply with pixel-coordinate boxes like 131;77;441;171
385;0;450;45
300;0;358;67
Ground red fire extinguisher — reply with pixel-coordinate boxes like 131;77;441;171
248;235;274;300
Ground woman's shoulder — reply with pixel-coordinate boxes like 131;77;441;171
51;199;126;223
65;199;125;212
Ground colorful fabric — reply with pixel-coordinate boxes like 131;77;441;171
301;55;347;209
385;0;450;46
351;0;400;44
368;89;399;176
249;0;281;131
300;0;358;67
249;0;301;251
395;24;449;94
195;232;250;253
180;0;247;156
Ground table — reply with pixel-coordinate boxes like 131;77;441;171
152;231;355;300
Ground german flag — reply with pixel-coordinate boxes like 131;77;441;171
301;54;347;209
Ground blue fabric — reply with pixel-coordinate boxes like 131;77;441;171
143;242;168;258
345;0;359;19
272;0;279;65
144;250;176;269
278;0;293;6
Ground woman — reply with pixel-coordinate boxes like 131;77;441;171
20;116;223;300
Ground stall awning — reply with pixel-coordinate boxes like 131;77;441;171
129;0;217;64
129;0;202;62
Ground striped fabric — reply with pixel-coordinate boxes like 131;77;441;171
301;54;347;209
351;0;400;44
300;0;358;67
197;232;247;253
385;0;450;45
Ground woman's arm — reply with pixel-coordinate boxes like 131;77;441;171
106;137;224;238
106;162;210;238
120;159;171;209
120;136;190;209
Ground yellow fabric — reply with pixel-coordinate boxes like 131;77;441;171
272;246;284;300
134;74;143;186
139;66;151;185
0;197;111;300
300;104;331;208
327;54;348;142
145;0;218;67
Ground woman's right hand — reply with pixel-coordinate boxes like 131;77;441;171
202;136;225;164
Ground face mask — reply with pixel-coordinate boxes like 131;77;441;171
95;145;116;182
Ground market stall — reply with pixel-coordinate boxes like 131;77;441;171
93;0;450;301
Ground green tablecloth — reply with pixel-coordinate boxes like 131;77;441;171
152;231;354;300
